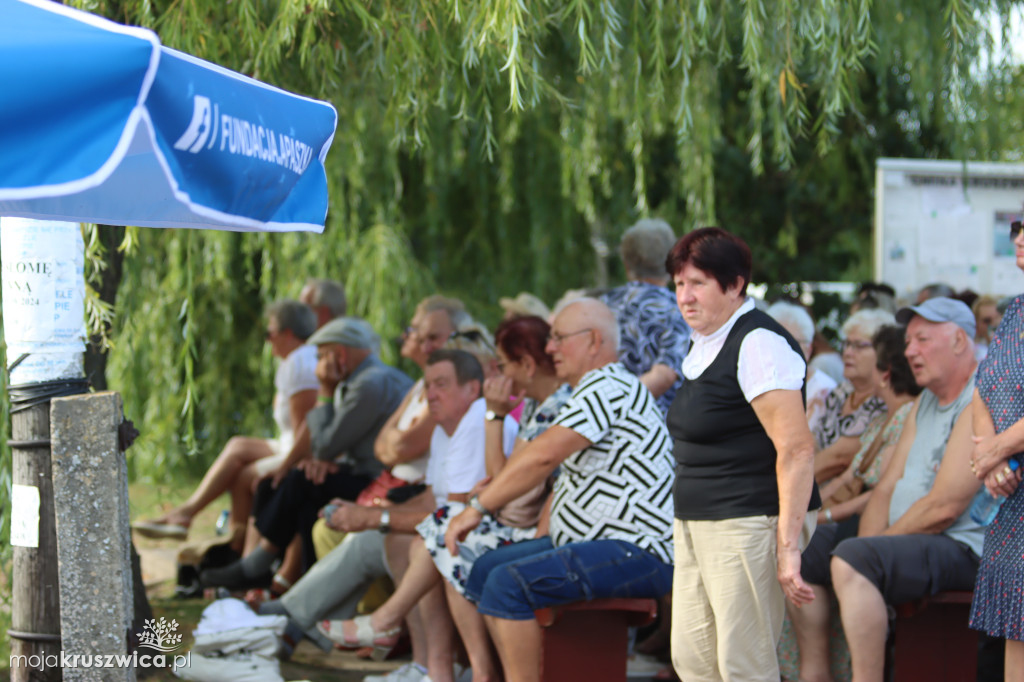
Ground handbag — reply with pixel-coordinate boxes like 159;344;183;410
356;469;412;507
824;410;896;507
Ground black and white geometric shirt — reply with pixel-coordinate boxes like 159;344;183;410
549;362;675;563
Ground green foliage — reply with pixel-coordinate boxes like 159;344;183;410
40;0;1024;480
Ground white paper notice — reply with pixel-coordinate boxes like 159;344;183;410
7;260;57;340
10;484;40;548
0;218;85;345
1;217;86;383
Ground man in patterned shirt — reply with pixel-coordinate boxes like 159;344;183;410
445;297;675;682
601;218;691;415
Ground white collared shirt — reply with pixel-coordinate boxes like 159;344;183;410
682;298;806;403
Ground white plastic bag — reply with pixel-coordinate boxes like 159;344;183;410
174;598;288;682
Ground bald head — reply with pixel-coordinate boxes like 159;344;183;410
563;298;620;351
548;298;621;385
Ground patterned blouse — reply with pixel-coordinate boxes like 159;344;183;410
811;382;888;451
601;281;691;415
847;401;913;488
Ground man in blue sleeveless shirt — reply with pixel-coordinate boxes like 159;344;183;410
801;298;983;682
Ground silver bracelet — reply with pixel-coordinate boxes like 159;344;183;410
824;508;834;524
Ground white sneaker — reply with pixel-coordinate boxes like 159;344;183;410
453;662;473;682
364;662;429;682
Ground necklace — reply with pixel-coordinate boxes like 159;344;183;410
847;388;870;412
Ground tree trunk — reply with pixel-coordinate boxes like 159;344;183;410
84;224;126;391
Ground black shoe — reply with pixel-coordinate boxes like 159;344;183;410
199;561;272;590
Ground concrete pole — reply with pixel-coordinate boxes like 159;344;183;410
50;392;135;682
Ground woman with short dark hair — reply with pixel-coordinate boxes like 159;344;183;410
318;316;572;682
666;227;820;681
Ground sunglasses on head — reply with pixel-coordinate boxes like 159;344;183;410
1011;220;1023;240
449;329;496;351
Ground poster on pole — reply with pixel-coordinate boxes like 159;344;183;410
0;217;86;384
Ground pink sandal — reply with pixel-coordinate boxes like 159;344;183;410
316;615;400;661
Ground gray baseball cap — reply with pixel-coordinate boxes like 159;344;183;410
895;297;976;339
307;317;379;349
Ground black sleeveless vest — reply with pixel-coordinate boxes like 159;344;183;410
667;308;821;520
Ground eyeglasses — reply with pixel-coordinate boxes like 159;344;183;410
1011;220;1023;240
547;328;593;345
841;339;873;352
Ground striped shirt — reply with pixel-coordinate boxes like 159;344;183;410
550;362;675;563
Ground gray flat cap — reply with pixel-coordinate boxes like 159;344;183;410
307;317;379;349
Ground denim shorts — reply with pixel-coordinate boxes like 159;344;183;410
469;538;673;620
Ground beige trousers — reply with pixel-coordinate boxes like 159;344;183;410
670;515;785;682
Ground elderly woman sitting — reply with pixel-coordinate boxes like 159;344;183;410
810;309;895;475
783;324;921;682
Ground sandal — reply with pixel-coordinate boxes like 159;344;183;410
270;574;292;597
316;615;400;660
132;520;189;540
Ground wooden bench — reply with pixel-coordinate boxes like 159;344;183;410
534;598;657;682
892;590;977;681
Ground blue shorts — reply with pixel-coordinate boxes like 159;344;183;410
466;538;673;620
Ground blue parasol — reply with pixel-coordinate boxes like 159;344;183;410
0;0;337;232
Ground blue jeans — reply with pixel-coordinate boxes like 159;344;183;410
469;538;673;620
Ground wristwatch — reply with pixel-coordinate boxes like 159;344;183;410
468;495;491;516
379;509;391;534
485;409;506;422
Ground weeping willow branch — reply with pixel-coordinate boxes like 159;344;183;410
66;0;1021;480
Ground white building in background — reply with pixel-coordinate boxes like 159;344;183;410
875;158;1024;299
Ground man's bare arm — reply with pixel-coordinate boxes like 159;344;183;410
885;408;980;536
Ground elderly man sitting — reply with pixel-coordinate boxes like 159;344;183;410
788;297;983;682
202;317;412;587
445;297;675;682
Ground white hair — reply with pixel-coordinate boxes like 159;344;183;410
842;308;896;340
767;301;814;346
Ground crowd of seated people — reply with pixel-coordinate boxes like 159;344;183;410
133;239;1022;682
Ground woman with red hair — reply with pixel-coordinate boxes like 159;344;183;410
319;316;571;682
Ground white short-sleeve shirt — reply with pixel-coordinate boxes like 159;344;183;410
272;344;319;452
682;298;805;402
426;398;518;505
